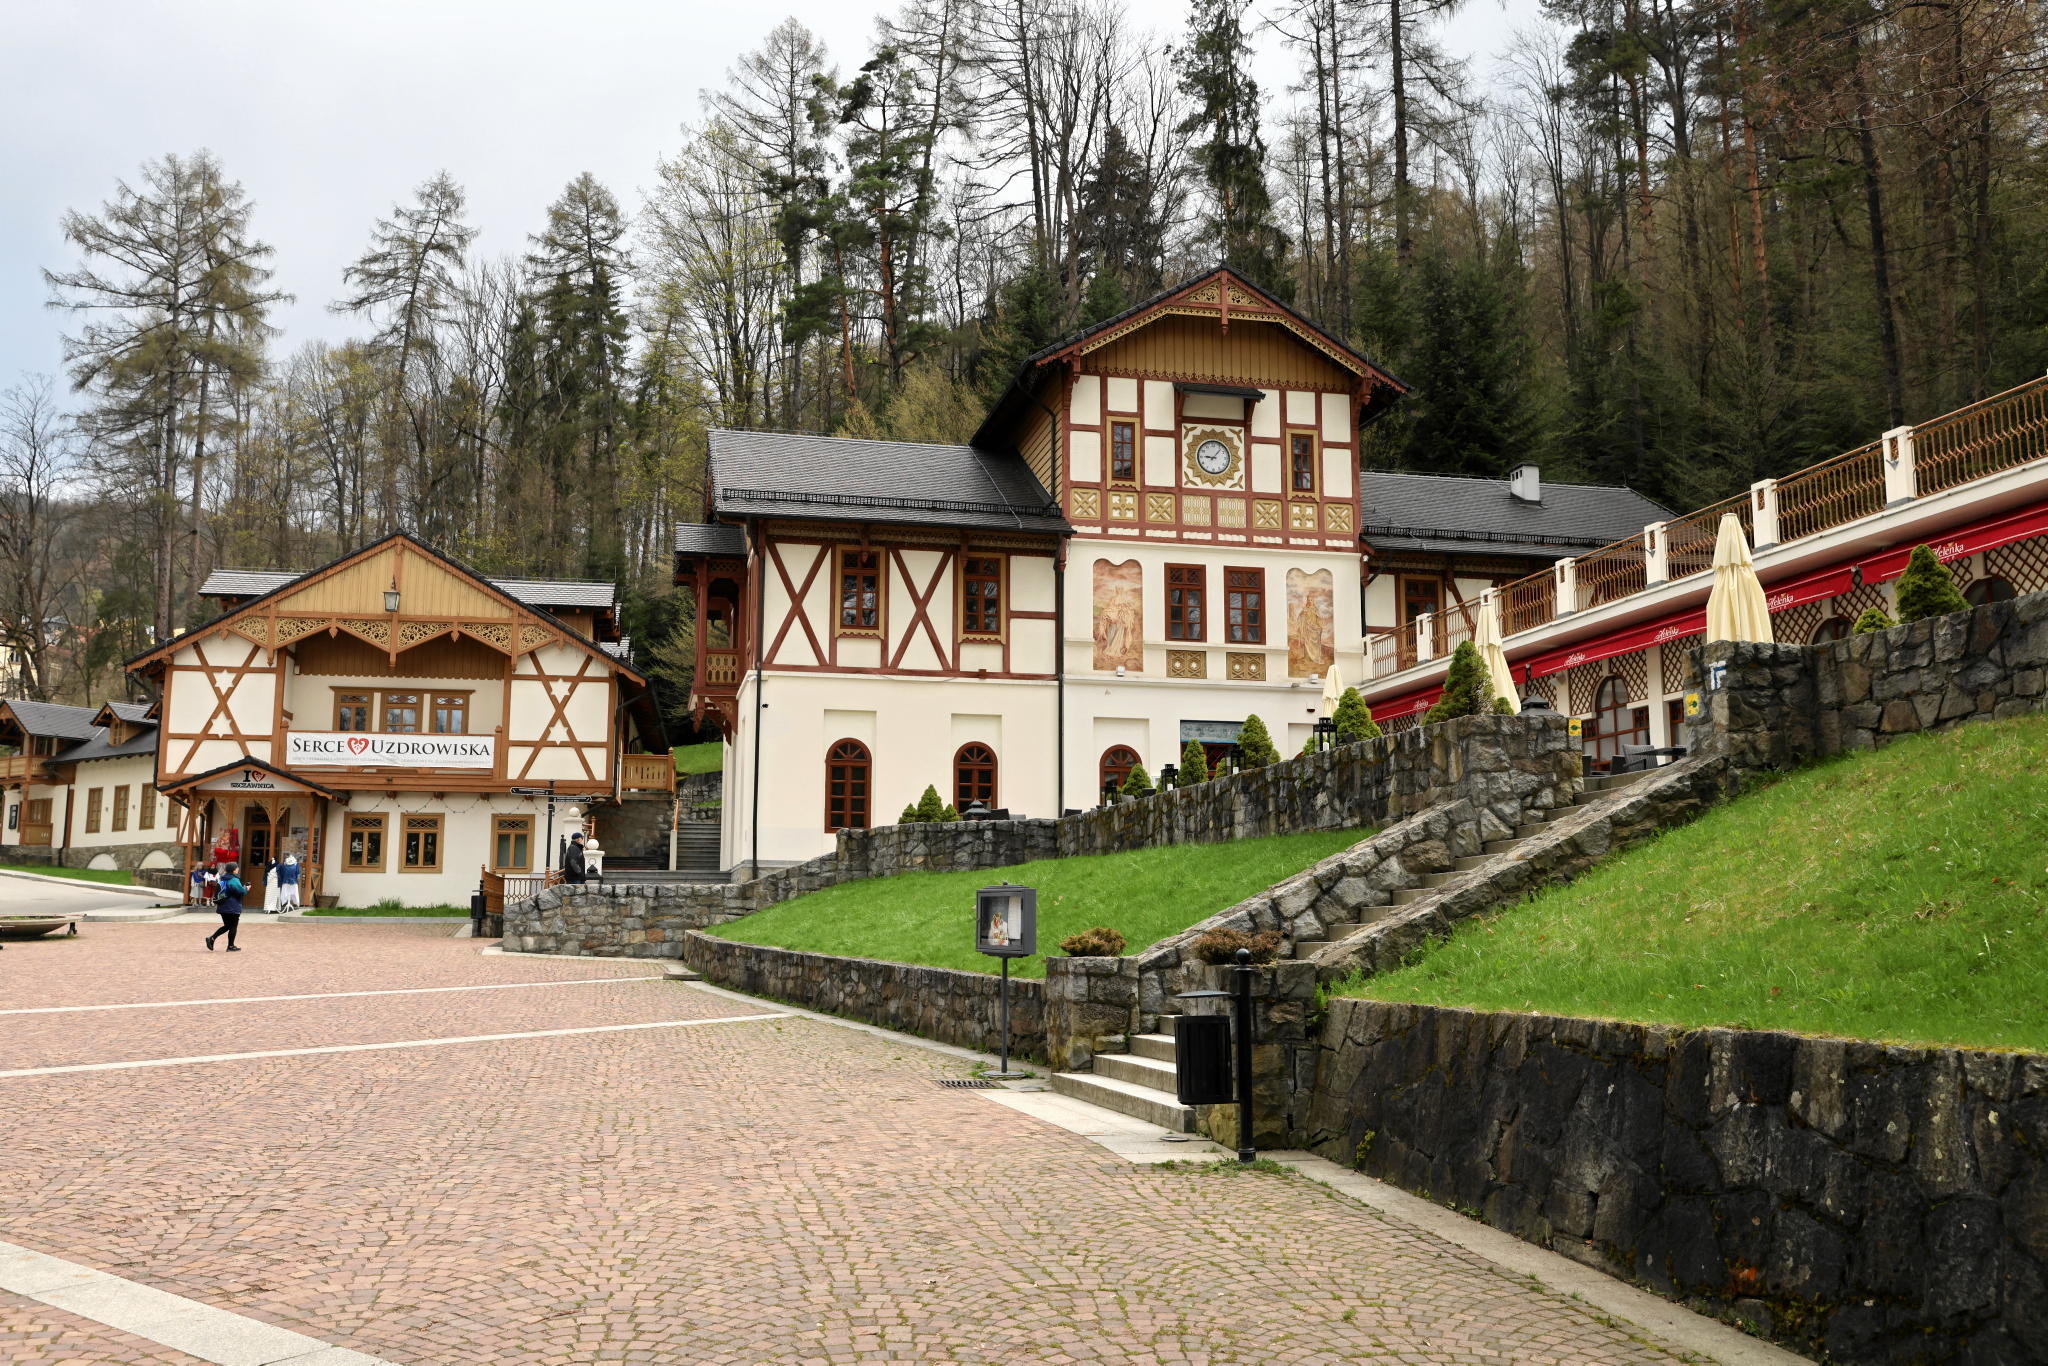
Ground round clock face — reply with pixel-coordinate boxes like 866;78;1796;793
1195;438;1233;475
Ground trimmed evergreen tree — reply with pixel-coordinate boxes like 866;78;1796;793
1423;641;1496;723
1237;714;1280;768
1332;687;1381;744
914;784;946;822
1853;606;1895;634
1120;763;1155;798
1893;545;1970;623
899;802;918;824
1177;739;1210;785
938;802;959;822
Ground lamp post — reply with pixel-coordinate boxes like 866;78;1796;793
1101;778;1118;807
1313;716;1337;752
1159;762;1178;789
975;884;1037;1079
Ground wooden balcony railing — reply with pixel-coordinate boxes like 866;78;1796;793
1500;573;1557;636
0;754;52;785
1435;603;1477;655
1776;439;1886;542
1574;537;1648;611
1913;376;2048;495
481;866;562;916
701;650;742;689
620;752;677;794
1663;491;1753;583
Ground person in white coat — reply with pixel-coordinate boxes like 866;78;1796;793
273;853;303;913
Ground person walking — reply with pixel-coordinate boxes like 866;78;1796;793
205;863;247;952
562;832;588;885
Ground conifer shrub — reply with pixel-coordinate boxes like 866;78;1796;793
1853;606;1895;634
1894;544;1970;623
1059;926;1128;957
1493;695;1515;715
912;785;946;822
898;803;919;824
1177;739;1210;786
1120;763;1155;798
1237;714;1280;768
1332;687;1381;744
1190;927;1283;965
939;803;959;822
1423;641;1496;723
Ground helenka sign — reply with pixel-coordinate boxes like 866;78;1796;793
287;732;495;770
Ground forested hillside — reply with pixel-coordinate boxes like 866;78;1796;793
3;0;2044;726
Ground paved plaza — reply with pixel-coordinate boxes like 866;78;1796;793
0;893;1752;1365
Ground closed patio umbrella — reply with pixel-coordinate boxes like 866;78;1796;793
1474;594;1520;707
1705;513;1774;643
1321;663;1345;717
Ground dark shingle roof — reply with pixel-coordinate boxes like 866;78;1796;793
54;728;157;764
198;569;616;611
708;431;1069;535
1359;470;1670;561
1;699;101;741
674;523;747;556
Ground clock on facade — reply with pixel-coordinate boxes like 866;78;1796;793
1195;439;1232;474
1182;427;1243;486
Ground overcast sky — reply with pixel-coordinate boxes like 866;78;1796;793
1;0;1540;392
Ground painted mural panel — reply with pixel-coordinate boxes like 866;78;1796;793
1092;559;1143;672
1287;567;1335;677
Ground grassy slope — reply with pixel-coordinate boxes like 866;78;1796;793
707;827;1367;978
1347;711;2048;1053
673;741;723;776
1;864;136;886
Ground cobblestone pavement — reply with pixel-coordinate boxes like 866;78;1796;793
0;1289;202;1365
1;925;1699;1365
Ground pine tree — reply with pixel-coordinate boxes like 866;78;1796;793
1853;606;1895;634
914;784;946;821
1078;127;1166;305
1120;762;1155;797
899;802;919;824
1177;0;1290;292
939;802;960;822
1177;739;1210;785
1237;714;1280;768
1394;246;1534;476
1423;642;1496;723
978;263;1066;397
1333;687;1381;744
1893;545;1970;623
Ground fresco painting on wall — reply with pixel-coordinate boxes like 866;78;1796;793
1093;559;1143;671
1287;568;1334;677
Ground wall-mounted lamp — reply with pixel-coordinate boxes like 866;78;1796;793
1114;664;1126;678
384;581;402;613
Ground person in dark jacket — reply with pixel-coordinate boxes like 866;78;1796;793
206;863;247;951
561;833;588;885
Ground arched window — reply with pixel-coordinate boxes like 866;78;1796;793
954;744;997;810
1099;745;1141;793
825;739;871;832
1965;576;2016;608
1587;675;1647;767
1811;615;1853;644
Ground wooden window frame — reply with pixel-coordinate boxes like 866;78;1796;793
332;687;472;735
1107;419;1139;487
835;548;884;638
345;813;387;871
85;787;103;834
111;784;130;833
400;813;444;873
491;814;534;873
333;690;373;732
139;785;156;831
959;554;1005;642
1399;575;1442;623
1099;745;1141;791
953;743;998;810
380;691;425;735
429;692;472;735
1166;563;1207;642
825;738;872;832
1224;567;1266;645
1286;428;1319;496
27;798;52;825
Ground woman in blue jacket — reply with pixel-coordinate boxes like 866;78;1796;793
205;863;247;952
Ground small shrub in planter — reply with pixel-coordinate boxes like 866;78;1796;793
1853;606;1895;634
1236;714;1280;768
1332;687;1381;744
1894;543;1969;623
1176;739;1210;785
939;802;959;822
1424;641;1499;723
914;784;946;822
1189;927;1283;965
1059;926;1128;957
1120;762;1155;798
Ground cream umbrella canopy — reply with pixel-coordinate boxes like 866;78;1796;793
1321;663;1346;717
1473;593;1520;707
1704;513;1775;643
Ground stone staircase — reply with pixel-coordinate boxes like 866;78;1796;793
1047;767;1657;1131
602;822;726;885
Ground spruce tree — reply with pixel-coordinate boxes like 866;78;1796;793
1423;642;1496;723
1395;246;1534;477
938;802;959;822
1852;606;1895;634
1176;0;1290;292
1893;545;1970;623
1177;739;1210;785
1332;687;1381;744
899;802;919;824
1237;714;1280;768
1120;763;1155;798
977;263;1065;397
914;784;946;822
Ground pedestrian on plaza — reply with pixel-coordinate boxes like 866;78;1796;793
273;853;302;913
562;831;588;885
188;863;209;906
205;863;247;952
200;863;219;905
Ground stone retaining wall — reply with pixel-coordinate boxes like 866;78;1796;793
682;931;1044;1058
1304;998;2048;1363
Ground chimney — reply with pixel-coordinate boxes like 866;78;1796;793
1509;463;1542;503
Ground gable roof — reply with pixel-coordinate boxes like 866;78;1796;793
972;266;1409;449
674;522;748;557
707;431;1070;535
199;569;618;613
1359;470;1671;561
156;755;346;801
53;725;157;765
0;699;101;742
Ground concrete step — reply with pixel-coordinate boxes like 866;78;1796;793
1481;836;1527;855
1050;1071;1194;1132
1389;885;1435;906
1514;821;1552;840
1420;870;1459;889
1453;853;1491;871
1292;940;1330;956
1586;769;1653;792
1092;1052;1180;1093
1129;1033;1177;1063
1322;921;1368;939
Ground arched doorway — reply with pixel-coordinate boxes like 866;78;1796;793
1965;576;2016;607
953;743;997;810
1099;745;1141;795
825;739;871;832
1587;676;1647;769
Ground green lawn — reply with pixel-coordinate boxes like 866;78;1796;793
0;863;136;885
303;905;470;918
707;828;1369;977
1345;710;2048;1053
673;740;723;776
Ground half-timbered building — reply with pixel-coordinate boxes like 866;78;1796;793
124;534;672;907
679;267;1421;872
0;699;173;869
